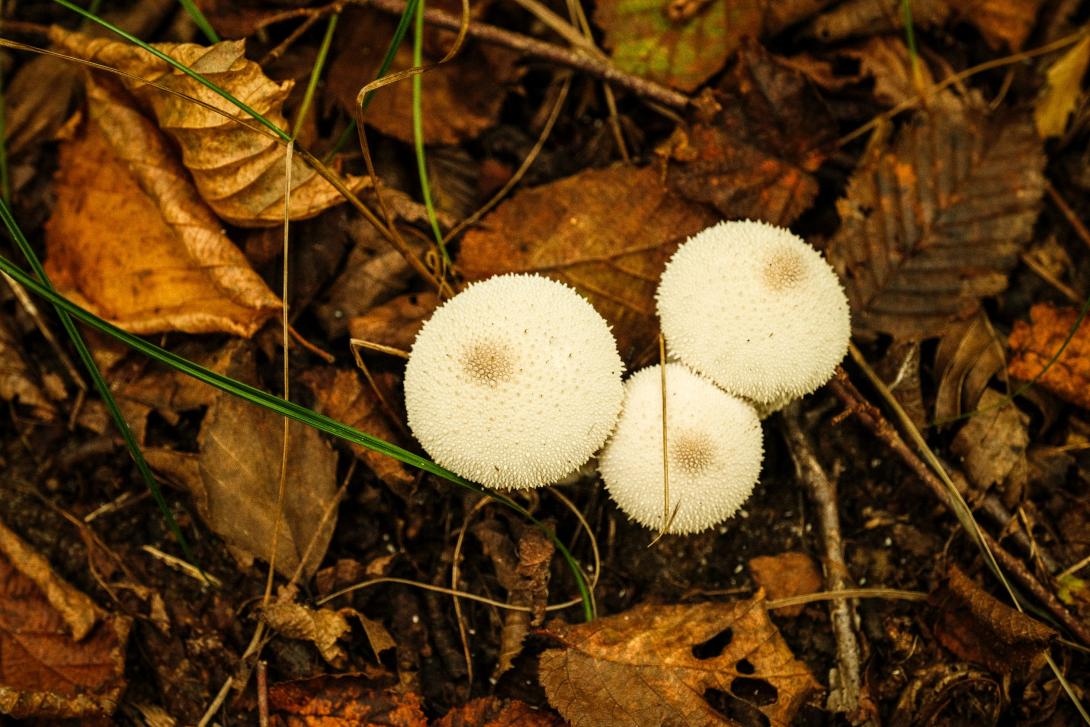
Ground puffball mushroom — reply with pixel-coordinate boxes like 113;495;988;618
657;220;851;406
404;273;624;489
598;364;763;534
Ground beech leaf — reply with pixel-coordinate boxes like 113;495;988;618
825;111;1045;340
49;27;361;227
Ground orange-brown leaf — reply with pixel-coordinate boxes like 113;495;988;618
269;676;427;727
538;598;818;727
826;111;1044;339
49;27;360;227
0;520;130;719
44;80;280;337
1008;302;1090;410
434;697;565;726
459;165;717;364
748;552;822;617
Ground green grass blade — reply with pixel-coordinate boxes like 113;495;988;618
176;0;220;44
324;0;421;161
52;0;289;141
0;206;593;620
412;0;449;266
293;12;340;137
0;200;200;572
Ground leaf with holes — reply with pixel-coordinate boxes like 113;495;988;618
458;165;716;365
538;598;818;727
826;111;1045;340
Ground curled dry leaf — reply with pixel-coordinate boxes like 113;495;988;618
931;565;1055;675
934;312;1006;423
434;697;565;726
44;79;280;337
1036;34;1090;138
349;291;439;354
950;388;1029;503
459;165;716;363
660;44;834;226
49;27;360;227
0;313;57;420
269;675;427;727
0;519;130;719
539;598;818;727
299;367;415;491
263;591;395;667
1009;302;1090;409
826;111;1045;340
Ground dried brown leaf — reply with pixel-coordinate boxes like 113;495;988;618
45;80;280;337
951;388;1029;501
1037;35;1090;138
748;552;822;617
434;698;565;726
931;565;1055;674
539;598;818;727
0;313;57;420
0;520;130;719
1009;302;1090;409
459;165;717;364
661;45;834;226
49;27;360;227
934;312;1006;422
263;593;395;667
826;111;1045;339
329;8;519;145
193;345;338;578
300;367;414;490
951;0;1044;51
269;676;427;727
348;291;438;353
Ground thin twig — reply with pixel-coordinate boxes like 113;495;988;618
782;403;877;725
196;676;233;727
257;661;269;727
347;0;689;109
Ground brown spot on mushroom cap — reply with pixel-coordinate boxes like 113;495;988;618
461;339;516;386
761;247;807;291
671;430;716;476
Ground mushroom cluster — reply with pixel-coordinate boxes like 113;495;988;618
401;221;849;536
597;220;850;534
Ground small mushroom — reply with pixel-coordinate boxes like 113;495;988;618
598;364;763;534
404;273;625;489
656;220;851;406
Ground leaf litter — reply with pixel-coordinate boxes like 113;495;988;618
2;0;1090;724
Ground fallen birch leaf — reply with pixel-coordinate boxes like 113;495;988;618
1035;34;1090;138
0;519;130;719
826;111;1044;339
459;165;717;364
951;388;1029;500
269;675;427;727
299;367;415;491
49;27;361;227
44;80;280;337
1009;302;1090;409
934;312;1006;422
539;598;818;727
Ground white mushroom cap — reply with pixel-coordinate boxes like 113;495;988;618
598;364;763;534
404;273;624;489
656;220;851;405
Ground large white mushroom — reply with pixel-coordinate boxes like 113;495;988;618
404;273;624;489
656;220;851;406
598;364;763;534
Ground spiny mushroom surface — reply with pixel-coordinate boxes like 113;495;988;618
404;273;625;489
598;364;763;534
656;220;851;405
